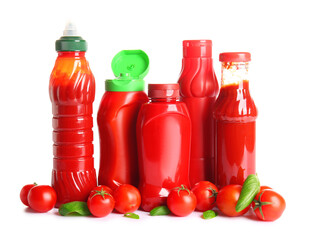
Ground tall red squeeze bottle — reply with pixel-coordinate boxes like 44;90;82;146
178;40;219;185
97;50;149;190
137;84;191;212
49;23;97;206
214;52;258;189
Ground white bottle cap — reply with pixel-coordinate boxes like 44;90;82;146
63;21;78;36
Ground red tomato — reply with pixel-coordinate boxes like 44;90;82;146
216;184;250;217
27;185;57;213
251;186;272;208
113;184;141;213
20;183;37;206
253;189;286;221
167;185;197;217
89;185;113;198
87;188;115;217
191;181;218;211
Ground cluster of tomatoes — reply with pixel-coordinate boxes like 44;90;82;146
20;183;57;213
20;180;286;221
87;184;141;217
167;181;286;221
20;183;141;217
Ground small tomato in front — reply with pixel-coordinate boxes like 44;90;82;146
27;185;57;213
87;188;115;217
216;185;250;217
191;181;218;211
167;185;196;217
253;189;286;221
113;184;141;214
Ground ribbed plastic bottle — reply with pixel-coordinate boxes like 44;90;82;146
178;40;219;185
49;23;96;207
137;83;191;212
97;50;149;190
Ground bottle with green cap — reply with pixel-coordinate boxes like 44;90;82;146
97;50;149;190
49;22;96;207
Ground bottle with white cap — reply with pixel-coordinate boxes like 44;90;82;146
49;22;96;207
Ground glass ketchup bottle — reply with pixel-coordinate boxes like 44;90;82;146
178;40;219;185
49;23;97;206
97;50;149;190
214;52;258;189
136;84;191;212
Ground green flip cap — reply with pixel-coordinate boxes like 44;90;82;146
106;50;149;92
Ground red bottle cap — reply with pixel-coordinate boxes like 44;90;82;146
183;40;212;58
148;84;179;98
219;52;251;62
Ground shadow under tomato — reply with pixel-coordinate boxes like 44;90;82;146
211;207;258;221
243;208;259;221
24;207;39;214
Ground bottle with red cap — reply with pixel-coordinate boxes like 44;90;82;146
178;40;219;185
214;52;258;189
136;83;191;212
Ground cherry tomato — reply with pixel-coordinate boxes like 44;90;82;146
27;185;57;213
216;184;250;217
20;183;37;206
251;186;272;208
87;188;115;217
167;185;197;217
253;189;286;221
191;181;218;211
113;184;141;213
89;185;113;198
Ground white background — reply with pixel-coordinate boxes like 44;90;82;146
1;0;308;239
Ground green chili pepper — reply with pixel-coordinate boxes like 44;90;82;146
236;174;260;212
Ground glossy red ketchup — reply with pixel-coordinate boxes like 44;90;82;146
97;92;148;189
214;52;258;189
97;50;149;190
178;40;219;185
50;40;96;206
137;84;191;212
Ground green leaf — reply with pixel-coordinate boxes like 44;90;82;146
58;201;91;216
202;210;218;220
124;212;139;219
150;206;171;216
236;174;260;212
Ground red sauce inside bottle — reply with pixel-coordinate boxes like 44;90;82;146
49;52;97;206
214;57;257;189
137;84;191;211
97;91;148;190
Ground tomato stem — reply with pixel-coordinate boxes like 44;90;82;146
172;185;190;196
206;187;218;200
90;189;111;200
253;191;272;220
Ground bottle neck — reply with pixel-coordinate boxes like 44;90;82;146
150;97;178;103
57;51;86;58
221;62;249;88
183;40;212;58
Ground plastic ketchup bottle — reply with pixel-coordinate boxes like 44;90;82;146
49;23;97;206
137;83;191;212
214;52;258;189
178;40;219;185
97;50;149;190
